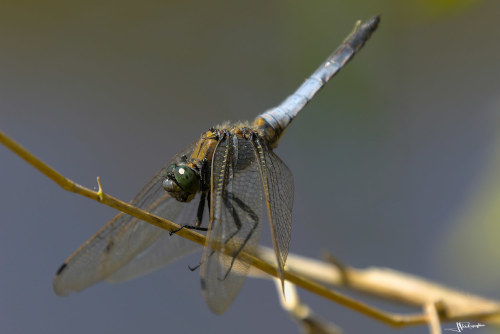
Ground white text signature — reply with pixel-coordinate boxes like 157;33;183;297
444;322;485;332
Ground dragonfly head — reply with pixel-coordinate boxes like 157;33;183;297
162;163;200;202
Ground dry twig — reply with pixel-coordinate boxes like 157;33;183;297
2;129;500;330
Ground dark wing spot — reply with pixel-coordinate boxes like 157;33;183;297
105;239;114;253
55;263;67;276
200;278;206;291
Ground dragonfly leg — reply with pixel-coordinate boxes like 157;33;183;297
169;191;209;236
188;263;201;271
196;191;207;226
188;248;216;272
169;224;208;236
220;191;242;244
219;192;259;281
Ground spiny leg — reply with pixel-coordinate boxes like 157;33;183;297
189;248;216;272
169;191;209;236
219;192;259;281
221;191;242;245
196;191;207;226
182;188;212;270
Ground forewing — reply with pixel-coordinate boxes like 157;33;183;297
105;194;203;283
253;136;293;285
53;142;202;296
201;134;263;314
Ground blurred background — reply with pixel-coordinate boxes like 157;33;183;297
1;0;499;333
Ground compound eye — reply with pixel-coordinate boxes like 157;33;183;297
173;166;199;193
162;179;180;193
165;164;176;176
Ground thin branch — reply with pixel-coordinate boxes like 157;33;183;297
250;248;500;326
274;278;342;334
425;302;442;334
2;129;500;329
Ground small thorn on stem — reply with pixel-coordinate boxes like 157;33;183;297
96;177;103;201
323;252;349;286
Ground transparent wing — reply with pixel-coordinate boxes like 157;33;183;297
106;194;203;283
253;135;294;286
53;142;202;296
201;134;263;314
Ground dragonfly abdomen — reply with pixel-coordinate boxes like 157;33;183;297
254;15;380;148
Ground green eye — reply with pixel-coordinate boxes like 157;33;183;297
174;166;199;193
166;164;176;176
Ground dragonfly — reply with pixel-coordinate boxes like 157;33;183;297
53;16;380;314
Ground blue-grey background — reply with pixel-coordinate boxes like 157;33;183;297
1;0;499;333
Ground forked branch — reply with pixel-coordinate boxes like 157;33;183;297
1;130;499;330
252;248;500;330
